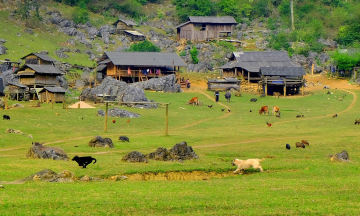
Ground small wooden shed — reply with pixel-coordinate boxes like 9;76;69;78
207;78;241;91
38;87;67;103
124;30;145;41
113;18;137;34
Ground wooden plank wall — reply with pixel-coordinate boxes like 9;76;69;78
180;23;234;41
40;91;65;103
35;75;57;85
107;62;116;76
179;23;193;40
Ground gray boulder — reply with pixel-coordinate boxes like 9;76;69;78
24;28;33;35
308;51;318;59
75;80;86;89
99;25;115;35
101;32;110;44
146;141;199;162
330;150;350;162
121;151;148;163
97;108;140;118
87;27;99;39
0;69;19;85
88;136;114;148
0;98;5;109
319;52;330;64
25;142;69;161
241;23;247;31
131;74;181;93
236;32;243;40
0;45;8;55
0;39;6;44
56;75;68;90
55;50;69;59
62;27;77;36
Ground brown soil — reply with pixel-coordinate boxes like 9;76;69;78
68;101;95;109
122;171;237;181
304;74;359;90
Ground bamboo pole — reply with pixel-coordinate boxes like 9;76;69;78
105;102;108;132
165;104;169;136
4;93;8;109
52;101;54;109
78;103;80;109
311;64;314;75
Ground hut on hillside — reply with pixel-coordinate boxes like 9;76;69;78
21;53;57;65
124;30;145;41
38;87;67;103
98;51;187;83
175;16;237;41
7;82;28;100
113;18;137;34
16;64;63;88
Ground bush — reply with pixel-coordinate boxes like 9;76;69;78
331;51;360;71
190;47;199;64
179;50;187;57
126;40;161;52
73;7;89;24
174;0;216;22
217;41;236;52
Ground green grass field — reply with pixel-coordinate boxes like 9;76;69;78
1;88;360;215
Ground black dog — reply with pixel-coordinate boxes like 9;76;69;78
119;136;130;142
286;144;291;150
250;98;257;102
72;156;97;168
3;115;10;120
296;115;304;118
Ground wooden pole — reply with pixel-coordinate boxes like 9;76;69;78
105;102;108;132
78;103;80;109
52;101;54;109
248;71;250;84
63;102;65;109
4;93;8;109
242;69;244;81
311;64;314;75
302;84;304;96
265;83;268;96
165;104;169;136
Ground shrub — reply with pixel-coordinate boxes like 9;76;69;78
126;40;161;52
190;47;199;64
179;50;187;57
174;0;216;22
217;41;236;52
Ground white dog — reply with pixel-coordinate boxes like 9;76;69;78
231;158;265;174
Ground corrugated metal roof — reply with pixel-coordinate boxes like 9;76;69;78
103;52;187;67
125;30;145;36
40;87;68;93
21;53;57;62
220;51;296;72
260;66;306;77
113;18;137;26
25;64;63;74
189;16;237;24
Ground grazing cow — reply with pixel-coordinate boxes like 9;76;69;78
3;115;10;120
273;92;281;98
119;136;130;142
296;115;304;118
259;106;269;115
286;144;291;150
272;106;280;116
301;140;309;146
295;142;305;148
225;92;231;102
333;114;338;118
250;98;257;102
188;97;199;106
355;119;360;125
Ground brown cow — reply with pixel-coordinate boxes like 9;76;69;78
301;140;309;146
259;106;269;115
295;142;305;148
272;106;280;116
188;97;199;106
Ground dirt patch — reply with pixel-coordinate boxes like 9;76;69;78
124;170;237;181
68;101;95;109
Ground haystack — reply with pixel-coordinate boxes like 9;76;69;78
68;101;95;109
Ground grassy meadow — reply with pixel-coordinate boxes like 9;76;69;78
1;88;360;215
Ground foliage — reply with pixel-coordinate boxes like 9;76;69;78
17;0;41;21
72;1;89;24
173;0;216;22
126;40;161;52
112;0;143;17
217;41;236;52
179;50;187;57
190;46;199;64
331;51;360;71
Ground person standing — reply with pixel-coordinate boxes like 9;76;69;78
214;90;219;102
186;79;190;89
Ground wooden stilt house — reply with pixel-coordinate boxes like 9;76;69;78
38;87;68;103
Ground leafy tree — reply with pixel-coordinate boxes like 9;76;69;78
126;40;161;52
72;1;89;24
331;51;360;71
218;0;240;18
190;47;199;64
174;0;215;22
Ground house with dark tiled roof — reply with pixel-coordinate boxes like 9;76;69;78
175;16;237;41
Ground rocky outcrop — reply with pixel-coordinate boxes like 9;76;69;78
0;44;8;55
121;151;148;163
88;136;114;148
131;74;181;93
146;141;199;162
97;108;140;118
25;142;69;161
56;75;69;90
80;76;149;103
330;150;350;162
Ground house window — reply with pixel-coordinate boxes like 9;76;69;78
194;24;206;31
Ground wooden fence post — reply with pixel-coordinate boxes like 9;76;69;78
165;104;169;136
104;102;108;132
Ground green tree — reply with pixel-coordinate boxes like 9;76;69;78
331;51;360;71
126;40;161;52
190;47;199;64
72;0;89;24
174;0;215;22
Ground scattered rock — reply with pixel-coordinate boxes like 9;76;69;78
0;45;8;55
25;142;69;160
110;175;127;181
55;50;69;59
131;74;181;93
6;128;25;135
0;98;5;109
146;141;199;162
121;151;148;163
330;150;350;162
88;136;114;148
24;28;33;35
10;103;24;108
79;175;104;182
97;108;140;118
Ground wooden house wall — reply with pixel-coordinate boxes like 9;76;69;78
179;23;234;41
40;91;65;103
35;74;57;86
20;76;35;85
179;23;194;40
222;69;236;78
116;22;133;34
107;62;116;76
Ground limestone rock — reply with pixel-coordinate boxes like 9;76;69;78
146;141;199;162
88;136;114;148
330;150;350;162
26;142;69;161
121;151;148;163
107;108;140;118
131;74;181;93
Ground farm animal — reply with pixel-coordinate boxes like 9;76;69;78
333;114;338;118
354;119;360;125
286;144;291;150
3;115;10;120
55;113;60;116
127;119;130;123
228;109;231;112
221;109;225;111
301;140;309;146
339;97;343;101
112;119;116;123
119;136;130;142
273;92;281;98
188;97;199;106
250;109;252;112
82;117;83;120
72;156;97;168
225;92;231;102
260;94;266;97
266;122;272;127
295;142;305;148
259;106;269;115
250;98;257;102
272;106;280;116
275;114;281;118
231;158;265;174
327;91;331;94
296;115;304;118
208;105;213;108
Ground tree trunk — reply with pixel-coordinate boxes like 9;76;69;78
291;0;294;30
